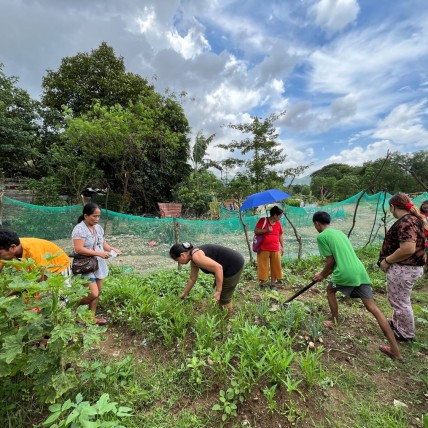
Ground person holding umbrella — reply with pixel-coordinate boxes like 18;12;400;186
254;205;285;290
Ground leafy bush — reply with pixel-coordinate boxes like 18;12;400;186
0;262;104;405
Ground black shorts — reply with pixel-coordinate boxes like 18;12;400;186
329;282;373;299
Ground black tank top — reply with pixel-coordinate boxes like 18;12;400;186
193;244;244;277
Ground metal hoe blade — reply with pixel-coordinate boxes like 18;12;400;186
284;280;318;304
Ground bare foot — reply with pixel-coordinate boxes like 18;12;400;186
324;320;334;328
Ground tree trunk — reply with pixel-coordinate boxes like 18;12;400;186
284;211;302;260
239;209;254;265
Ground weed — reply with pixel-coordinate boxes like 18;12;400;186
263;343;296;385
182;353;208;395
298;346;325;388
306;313;325;341
212;379;245;422
279;400;305;424
262;384;277;413
193;312;221;350
212;389;238;422
42;392;133;427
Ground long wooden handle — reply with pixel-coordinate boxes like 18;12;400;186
284;280;318;303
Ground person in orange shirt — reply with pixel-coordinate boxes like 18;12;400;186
0;229;70;297
0;229;70;274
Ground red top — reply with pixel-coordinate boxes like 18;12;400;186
256;217;283;252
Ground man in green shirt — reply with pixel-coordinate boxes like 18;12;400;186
312;211;403;362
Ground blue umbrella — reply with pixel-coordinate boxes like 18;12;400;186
240;189;290;211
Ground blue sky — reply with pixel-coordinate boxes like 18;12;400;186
1;0;427;177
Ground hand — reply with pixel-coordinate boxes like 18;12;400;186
213;290;221;302
112;248;122;255
380;259;390;273
312;273;324;282
99;251;110;259
280;247;284;255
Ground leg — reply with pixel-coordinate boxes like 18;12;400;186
326;283;339;323
386;265;421;339
270;251;283;287
257;251;269;285
219;301;233;316
361;297;402;360
89;279;103;313
79;281;99;309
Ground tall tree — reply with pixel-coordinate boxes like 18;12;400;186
41;42;152;131
190;131;218;175
359;153;415;194
218;113;287;193
0;65;42;178
61;95;190;213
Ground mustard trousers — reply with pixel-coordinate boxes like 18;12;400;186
257;250;283;281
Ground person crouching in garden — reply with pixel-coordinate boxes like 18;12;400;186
0;230;70;282
72;203;121;325
312;211;403;362
169;242;244;315
379;194;427;342
254;205;284;290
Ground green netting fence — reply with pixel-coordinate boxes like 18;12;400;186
1;191;427;274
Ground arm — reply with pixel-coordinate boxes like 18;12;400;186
380;241;416;272
312;255;335;282
255;218;272;235
279;233;284;255
192;251;224;301
73;239;110;259
181;261;200;298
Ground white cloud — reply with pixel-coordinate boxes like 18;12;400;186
372;101;428;147
135;6;156;33
311;0;360;33
167;24;210;59
326;140;395;165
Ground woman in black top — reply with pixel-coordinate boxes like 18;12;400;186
169;243;245;314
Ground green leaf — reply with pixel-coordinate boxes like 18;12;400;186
1;334;24;364
65;409;79;425
43;412;61;426
212;404;222;411
96;394;116;415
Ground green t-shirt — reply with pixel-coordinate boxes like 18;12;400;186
317;228;371;286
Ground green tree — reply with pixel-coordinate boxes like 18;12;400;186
359;153;413;194
0;65;42;178
396;150;428;191
41;42;152;131
174;170;224;217
62;96;190;213
190;131;218;174
310;163;362;200
334;175;360;200
218;113;287;193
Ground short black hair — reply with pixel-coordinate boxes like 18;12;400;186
0;229;20;250
312;211;331;225
169;242;194;259
270;206;283;216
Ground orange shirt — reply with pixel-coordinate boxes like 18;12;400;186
0;238;70;273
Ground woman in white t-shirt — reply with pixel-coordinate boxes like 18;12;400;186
72;203;121;325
